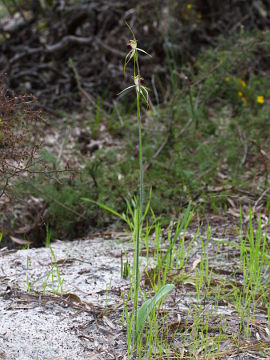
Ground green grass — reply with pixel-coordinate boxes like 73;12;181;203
25;246;64;296
121;210;270;359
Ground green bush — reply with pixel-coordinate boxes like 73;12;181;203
14;30;270;239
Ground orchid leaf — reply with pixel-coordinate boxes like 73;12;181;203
137;284;175;333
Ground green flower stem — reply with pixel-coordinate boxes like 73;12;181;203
133;52;144;345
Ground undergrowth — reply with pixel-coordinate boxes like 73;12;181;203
13;29;270;240
118;207;270;359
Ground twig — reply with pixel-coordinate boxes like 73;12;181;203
253;188;270;214
96;38;126;58
30;183;87;220
69;60;96;108
236;126;248;167
145;118;192;171
9;35;93;67
144;137;169;171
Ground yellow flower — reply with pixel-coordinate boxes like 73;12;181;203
225;76;231;82
257;96;264;104
241;97;247;104
187;4;192;9
257;95;264;104
238;91;243;97
238;79;247;88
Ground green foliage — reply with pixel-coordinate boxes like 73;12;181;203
15;150;103;239
87;96;102;140
193;30;270;111
14;30;270;239
137;284;175;333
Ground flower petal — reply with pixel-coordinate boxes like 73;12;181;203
117;85;136;96
124;50;135;72
137;48;152;57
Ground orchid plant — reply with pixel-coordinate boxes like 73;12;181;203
84;23;175;352
119;24;175;350
119;23;151;345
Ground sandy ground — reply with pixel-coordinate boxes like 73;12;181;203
1;221;270;360
0;234;133;360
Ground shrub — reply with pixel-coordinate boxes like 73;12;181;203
0;81;39;197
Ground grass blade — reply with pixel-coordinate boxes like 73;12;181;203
82;197;128;224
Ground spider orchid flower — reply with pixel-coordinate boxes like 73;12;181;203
124;22;151;73
134;75;149;107
118;75;150;108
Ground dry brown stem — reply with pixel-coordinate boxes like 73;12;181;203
0;81;40;197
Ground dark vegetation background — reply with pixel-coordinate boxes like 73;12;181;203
0;0;270;247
